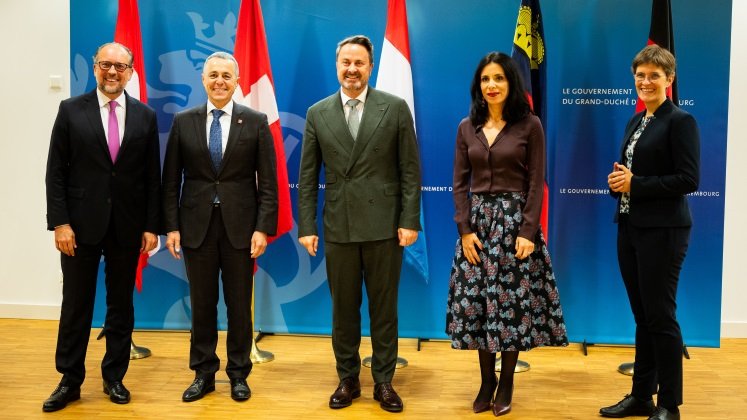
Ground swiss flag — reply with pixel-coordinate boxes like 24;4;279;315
114;0;157;292
233;0;293;244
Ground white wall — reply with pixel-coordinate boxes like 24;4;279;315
721;0;747;337
0;0;69;319
1;0;745;336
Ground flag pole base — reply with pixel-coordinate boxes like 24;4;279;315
617;362;634;376
495;358;530;373
362;356;408;369
250;339;274;364
130;340;151;360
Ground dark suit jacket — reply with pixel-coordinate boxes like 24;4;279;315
45;89;161;247
162;101;278;249
612;99;700;227
297;88;421;243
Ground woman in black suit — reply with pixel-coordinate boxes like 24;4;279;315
601;45;700;420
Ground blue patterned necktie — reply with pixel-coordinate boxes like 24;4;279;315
209;109;224;171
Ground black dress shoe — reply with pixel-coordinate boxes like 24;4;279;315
648;407;680;420
374;382;403;413
230;378;251;401
182;377;215;402
42;384;81;412
329;377;361;409
600;394;656;418
103;380;131;404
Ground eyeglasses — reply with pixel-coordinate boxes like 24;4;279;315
634;72;665;82
96;61;132;72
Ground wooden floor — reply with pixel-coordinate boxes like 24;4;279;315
1;319;746;419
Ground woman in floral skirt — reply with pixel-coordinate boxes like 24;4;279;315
446;52;568;417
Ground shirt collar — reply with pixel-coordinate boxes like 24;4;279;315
207;100;234;116
96;89;126;109
340;85;369;107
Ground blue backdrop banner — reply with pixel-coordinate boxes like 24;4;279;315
71;0;729;347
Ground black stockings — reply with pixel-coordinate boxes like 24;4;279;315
496;350;518;405
476;349;498;403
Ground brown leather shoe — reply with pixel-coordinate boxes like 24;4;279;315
473;376;498;413
329;377;361;409
492;384;513;417
374;382;403;413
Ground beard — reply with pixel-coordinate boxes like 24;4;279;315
341;72;365;93
98;80;125;96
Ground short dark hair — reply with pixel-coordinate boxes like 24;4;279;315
631;44;676;76
93;42;134;66
336;35;374;65
469;52;530;126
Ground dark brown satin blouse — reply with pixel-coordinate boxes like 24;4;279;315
452;114;545;240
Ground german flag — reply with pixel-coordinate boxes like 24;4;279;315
637;0;678;112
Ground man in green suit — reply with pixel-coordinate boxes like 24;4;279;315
297;35;421;413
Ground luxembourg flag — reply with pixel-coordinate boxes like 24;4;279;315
114;0;157;292
232;0;293;242
376;0;429;283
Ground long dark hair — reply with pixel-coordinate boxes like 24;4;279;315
469;52;531;127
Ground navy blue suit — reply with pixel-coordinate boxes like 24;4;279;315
612;99;699;409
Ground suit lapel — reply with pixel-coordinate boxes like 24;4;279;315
319;96;355;155
221;102;244;173
620;112;644;159
348;88;389;170
83;90;111;163
191;105;214;174
118;92;136;160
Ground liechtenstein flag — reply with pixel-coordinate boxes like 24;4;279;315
511;0;549;242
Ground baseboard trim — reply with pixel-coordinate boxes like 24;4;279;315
0;303;60;320
721;321;747;338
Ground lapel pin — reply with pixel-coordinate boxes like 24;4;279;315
238;119;243;124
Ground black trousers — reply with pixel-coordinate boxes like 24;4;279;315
324;238;403;384
617;216;690;408
183;207;254;380
56;222;139;387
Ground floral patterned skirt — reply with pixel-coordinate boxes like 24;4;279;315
446;192;568;352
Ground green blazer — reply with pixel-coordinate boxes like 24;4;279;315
297;87;422;243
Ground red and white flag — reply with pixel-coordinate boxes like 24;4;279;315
376;0;429;283
233;0;293;242
114;0;157;292
115;0;147;103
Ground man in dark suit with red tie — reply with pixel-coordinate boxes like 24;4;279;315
162;51;278;403
44;42;161;412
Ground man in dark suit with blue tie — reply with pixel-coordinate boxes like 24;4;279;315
162;51;278;403
297;35;422;413
44;42;161;412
